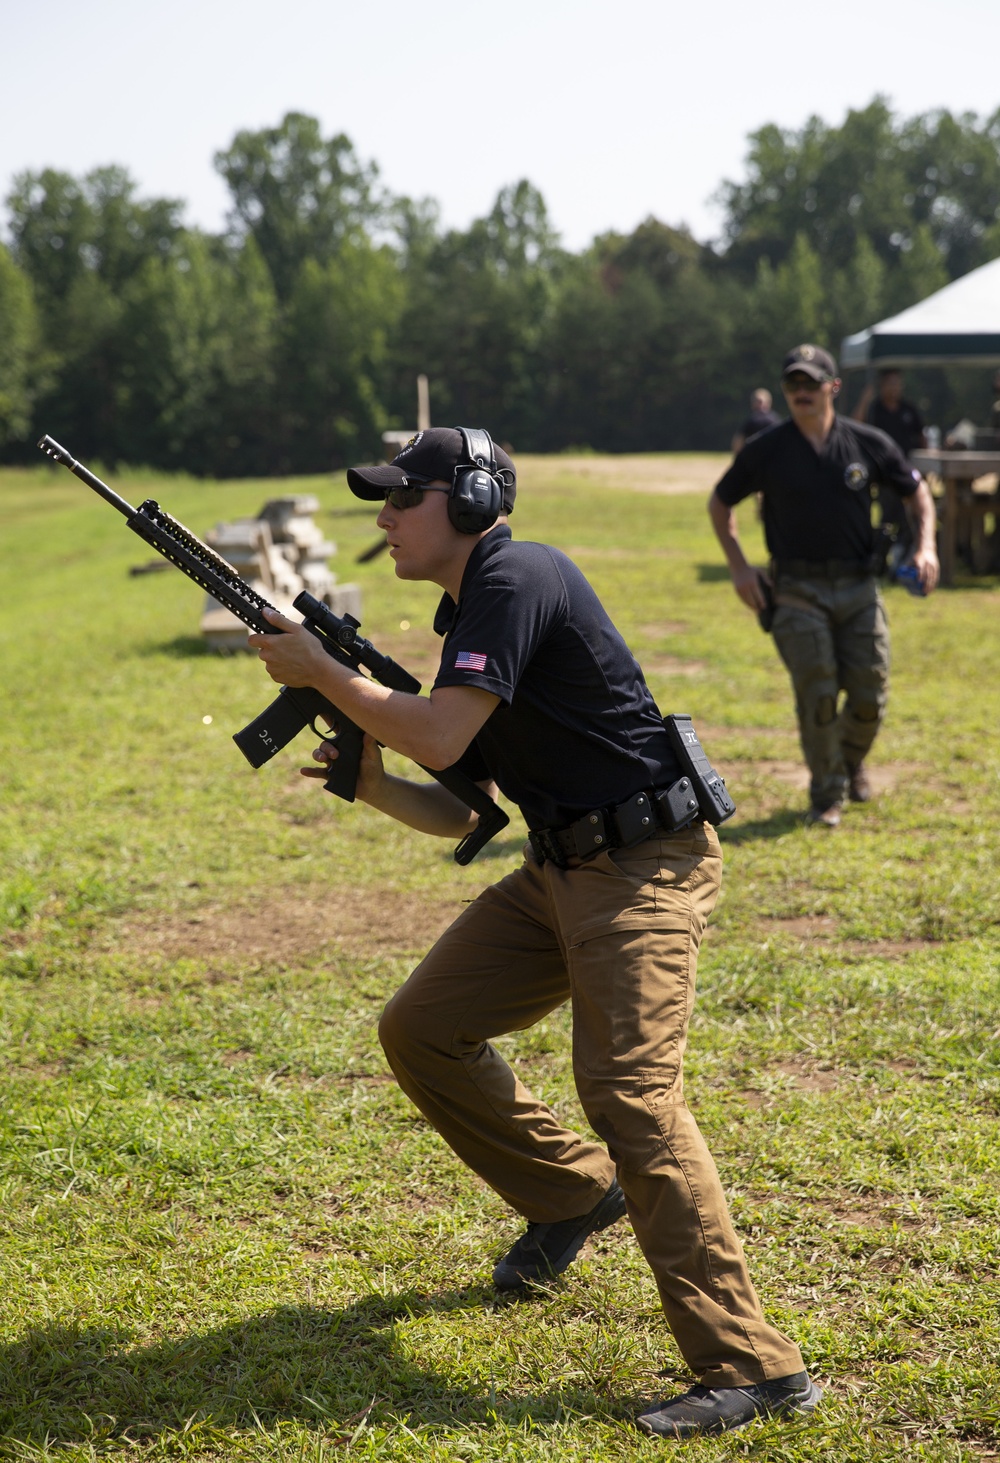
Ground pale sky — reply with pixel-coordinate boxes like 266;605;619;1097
3;0;1000;253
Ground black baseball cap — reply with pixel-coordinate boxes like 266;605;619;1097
347;428;516;513
781;344;838;382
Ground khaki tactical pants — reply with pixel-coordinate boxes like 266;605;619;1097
771;571;890;810
378;825;804;1386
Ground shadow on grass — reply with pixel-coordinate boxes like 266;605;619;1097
694;563;732;583
140;635;225;658
0;1292;625;1449
720;809;804;843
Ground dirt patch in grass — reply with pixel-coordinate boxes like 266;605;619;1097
219;1048;255;1066
640;657;707;677
739;1057;845;1107
5;1060;68;1082
764;915;839;938
774;1058;841;1091
743;760;810;790
519;453;724;496
637;622;690;638
739;760;925;795
848;937;945;956
805;1189;936;1231
109;889;460;967
756;915;943;958
732;760;974;819
737;1055;959;1114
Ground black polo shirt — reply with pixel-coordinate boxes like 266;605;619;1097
867;398;924;458
715;417;920;562
432;526;682;830
739;409;781;442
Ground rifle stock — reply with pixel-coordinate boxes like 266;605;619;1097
38;435;509;861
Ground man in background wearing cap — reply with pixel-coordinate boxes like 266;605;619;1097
248;426;822;1439
708;344;939;827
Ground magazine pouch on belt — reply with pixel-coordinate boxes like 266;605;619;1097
663;713;736;825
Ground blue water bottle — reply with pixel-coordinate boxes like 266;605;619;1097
894;562;927;597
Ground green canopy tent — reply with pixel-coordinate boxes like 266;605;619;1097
841;256;1000;368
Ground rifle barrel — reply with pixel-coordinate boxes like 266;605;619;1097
38;435;136;518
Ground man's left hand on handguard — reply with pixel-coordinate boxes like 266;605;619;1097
248;606;329;686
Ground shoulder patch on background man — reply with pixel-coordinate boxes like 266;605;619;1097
844;461;869;491
455;650;488;672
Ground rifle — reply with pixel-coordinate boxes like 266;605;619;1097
37;435;509;865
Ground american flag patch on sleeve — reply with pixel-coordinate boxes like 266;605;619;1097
455;650;488;672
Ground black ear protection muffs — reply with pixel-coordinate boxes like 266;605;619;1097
448;427;504;534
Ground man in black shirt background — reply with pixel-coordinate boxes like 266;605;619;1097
851;369;926;457
731;387;782;453
709;345;939;827
990;367;1000;443
851;369;927;558
249;426;821;1438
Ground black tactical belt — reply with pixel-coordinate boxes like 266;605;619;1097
528;778;701;869
773;555;879;579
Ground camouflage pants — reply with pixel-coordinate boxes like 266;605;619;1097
771;571;890;810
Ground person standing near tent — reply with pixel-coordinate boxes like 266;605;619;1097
851;369;926;457
851;369;927;559
708;344;939;828
990;368;1000;443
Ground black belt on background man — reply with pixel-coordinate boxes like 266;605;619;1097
773;555;880;579
528;778;701;869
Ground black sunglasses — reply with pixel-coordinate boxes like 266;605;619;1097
383;481;449;510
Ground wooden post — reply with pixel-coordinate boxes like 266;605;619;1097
381;376;433;462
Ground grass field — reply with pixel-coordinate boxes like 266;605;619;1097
1;451;998;1462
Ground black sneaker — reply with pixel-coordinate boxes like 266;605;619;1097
636;1371;823;1438
492;1180;627;1290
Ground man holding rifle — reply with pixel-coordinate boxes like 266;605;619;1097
249;426;821;1440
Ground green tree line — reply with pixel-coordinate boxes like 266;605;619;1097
2;98;999;474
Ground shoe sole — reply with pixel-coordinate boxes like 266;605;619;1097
492;1185;628;1290
636;1380;824;1438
